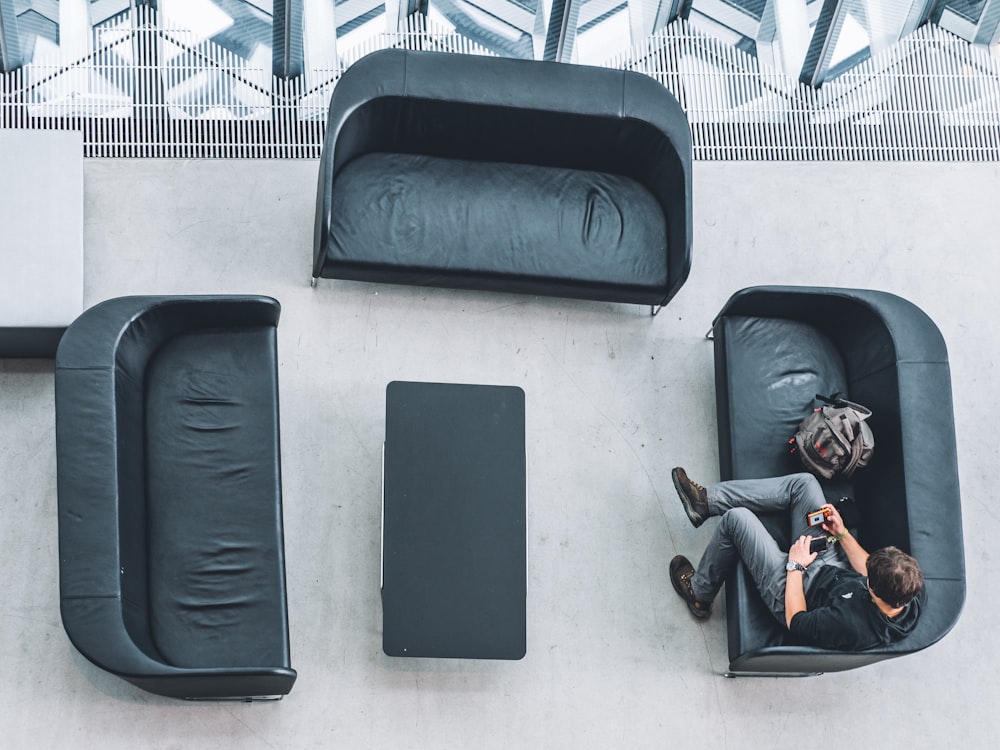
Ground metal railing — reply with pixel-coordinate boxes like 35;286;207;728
606;19;1000;161
2;6;998;160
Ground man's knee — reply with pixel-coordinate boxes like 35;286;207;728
720;507;757;534
787;472;825;506
789;472;821;492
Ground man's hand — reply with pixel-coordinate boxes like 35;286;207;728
820;503;846;537
788;535;818;568
818;503;871;575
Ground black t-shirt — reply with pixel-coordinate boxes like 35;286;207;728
788;565;921;650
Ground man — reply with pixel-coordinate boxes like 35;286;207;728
668;468;923;650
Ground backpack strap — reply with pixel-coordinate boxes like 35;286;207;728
822;414;854;454
822;408;869;478
815;393;873;420
815;392;845;407
842;429;866;478
842;400;873;420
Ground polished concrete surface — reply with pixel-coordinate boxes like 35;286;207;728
1;159;996;747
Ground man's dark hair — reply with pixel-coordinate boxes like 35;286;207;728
867;546;923;608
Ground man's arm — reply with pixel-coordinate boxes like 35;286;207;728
821;504;869;575
785;569;806;629
785;535;817;629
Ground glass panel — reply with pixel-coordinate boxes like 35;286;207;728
334;0;391;59
14;1;132;116
301;0;395;74
571;0;630;63
10;0;135;66
154;0;274;120
424;0;550;59
10;2;59;65
756;0;822;77
942;0;989;23
568;0;677;63
160;0;273;70
689;0;823;76
3;0;998;136
819;0;930;83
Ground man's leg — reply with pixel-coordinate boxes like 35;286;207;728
673;470;828;540
689;507;788;622
708;472;850;572
671;470;845;620
706;473;827;532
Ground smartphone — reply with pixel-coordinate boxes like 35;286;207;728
806;508;831;527
809;536;829;554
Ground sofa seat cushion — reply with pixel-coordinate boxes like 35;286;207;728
718;314;855;655
144;326;286;669
326;152;669;299
718;315;850;482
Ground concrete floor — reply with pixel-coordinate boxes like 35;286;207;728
1;158;996;748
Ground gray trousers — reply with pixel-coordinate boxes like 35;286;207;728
689;473;848;624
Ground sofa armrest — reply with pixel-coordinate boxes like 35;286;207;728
622;72;692;308
62;597;296;700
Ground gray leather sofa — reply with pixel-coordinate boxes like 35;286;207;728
313;49;692;311
711;286;965;675
55;296;296;699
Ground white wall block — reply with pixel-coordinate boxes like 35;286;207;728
0;129;84;328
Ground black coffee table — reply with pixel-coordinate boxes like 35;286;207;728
381;381;526;660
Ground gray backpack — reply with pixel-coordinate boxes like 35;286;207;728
790;393;874;480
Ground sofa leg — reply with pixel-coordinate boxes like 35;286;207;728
310;277;317;288
650;305;663;317
705;327;714;340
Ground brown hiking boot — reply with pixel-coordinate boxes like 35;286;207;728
672;467;710;528
669;555;712;619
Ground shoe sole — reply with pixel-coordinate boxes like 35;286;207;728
672;469;706;529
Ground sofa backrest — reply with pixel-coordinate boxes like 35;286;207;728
326;49;689;201
335;97;683;209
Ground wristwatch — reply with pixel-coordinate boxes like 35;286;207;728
785;560;808;574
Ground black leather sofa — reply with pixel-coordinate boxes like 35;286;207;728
711;286;965;675
313;49;692;311
55;296;296;700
